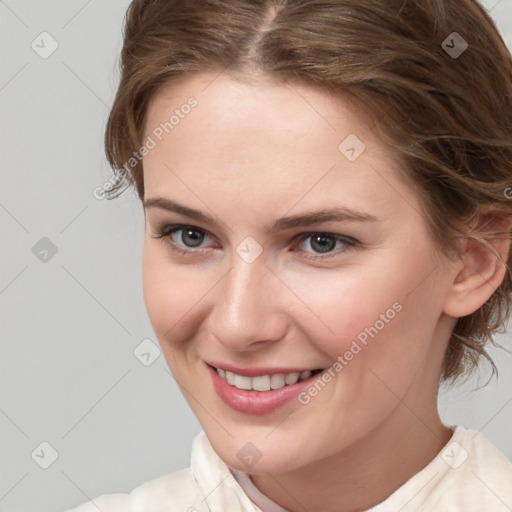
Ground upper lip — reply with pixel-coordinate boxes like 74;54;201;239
206;361;323;377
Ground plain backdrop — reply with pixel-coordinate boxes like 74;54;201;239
1;1;511;511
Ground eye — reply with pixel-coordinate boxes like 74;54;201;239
151;224;358;260
151;224;217;255
295;232;357;260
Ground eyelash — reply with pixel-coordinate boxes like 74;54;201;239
151;224;358;261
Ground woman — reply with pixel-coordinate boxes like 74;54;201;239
65;0;512;510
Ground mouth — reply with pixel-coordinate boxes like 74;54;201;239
212;365;324;391
206;363;327;415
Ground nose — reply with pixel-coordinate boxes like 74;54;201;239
207;251;289;352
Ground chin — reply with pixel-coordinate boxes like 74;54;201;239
207;433;313;475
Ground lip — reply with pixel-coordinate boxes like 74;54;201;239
206;362;324;415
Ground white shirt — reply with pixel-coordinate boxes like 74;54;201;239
63;425;512;512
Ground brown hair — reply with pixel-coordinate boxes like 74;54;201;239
104;0;512;384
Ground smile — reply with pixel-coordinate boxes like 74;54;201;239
215;367;323;391
206;363;327;415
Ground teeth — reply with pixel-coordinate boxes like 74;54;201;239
270;373;285;389
217;368;317;391
284;372;300;385
300;370;312;380
252;375;271;391
234;374;252;390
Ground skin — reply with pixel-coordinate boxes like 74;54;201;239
140;71;510;512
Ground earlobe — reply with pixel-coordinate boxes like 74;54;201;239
443;215;512;318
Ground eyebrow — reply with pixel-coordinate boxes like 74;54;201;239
143;196;379;232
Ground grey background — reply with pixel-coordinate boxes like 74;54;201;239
1;1;511;511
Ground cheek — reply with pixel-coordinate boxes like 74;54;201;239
294;253;439;373
141;244;207;348
289;267;402;356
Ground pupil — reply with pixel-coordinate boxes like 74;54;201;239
182;229;203;247
311;235;335;253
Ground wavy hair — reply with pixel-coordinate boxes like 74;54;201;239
104;0;512;384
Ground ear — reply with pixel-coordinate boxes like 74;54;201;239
443;209;512;318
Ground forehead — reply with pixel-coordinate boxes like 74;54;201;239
144;72;376;149
142;72;419;221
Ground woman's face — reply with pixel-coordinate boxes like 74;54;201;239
141;72;459;474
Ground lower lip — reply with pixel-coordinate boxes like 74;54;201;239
207;363;322;415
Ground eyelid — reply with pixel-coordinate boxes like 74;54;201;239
151;223;359;259
294;231;357;244
292;231;358;260
152;224;218;248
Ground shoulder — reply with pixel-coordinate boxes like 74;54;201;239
423;425;512;511
460;426;512;487
62;431;258;512
62;467;206;512
370;425;512;512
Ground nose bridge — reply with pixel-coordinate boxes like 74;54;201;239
209;249;287;349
